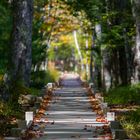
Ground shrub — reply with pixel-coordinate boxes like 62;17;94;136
104;84;140;139
105;84;140;104
120;109;140;139
31;68;59;88
0;101;21;136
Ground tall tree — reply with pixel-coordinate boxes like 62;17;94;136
132;0;140;83
101;0;112;91
9;0;33;86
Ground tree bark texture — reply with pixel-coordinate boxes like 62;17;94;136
132;0;140;83
118;47;128;85
10;0;33;86
102;48;111;91
101;0;112;91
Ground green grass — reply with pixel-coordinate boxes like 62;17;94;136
0;100;23;136
104;84;140;139
120;108;140;139
105;84;140;104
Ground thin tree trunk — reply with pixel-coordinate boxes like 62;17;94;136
131;0;140;83
102;48;111;91
123;28;133;84
101;0;112;91
10;0;33;86
86;39;89;80
95;24;102;90
111;49;120;86
90;29;95;83
118;46;128;85
73;30;84;71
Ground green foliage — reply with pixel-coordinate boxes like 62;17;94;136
120;108;140;139
0;101;23;136
66;0;103;22
32;40;47;67
31;71;47;88
29;88;40;96
9;82;30;102
105;83;140;139
32;0;49;69
7;81;40;108
125;108;140;122
49;44;73;60
31;69;59;88
46;68;59;83
33;0;80;70
0;101;22;118
0;101;22;136
0;1;12;73
48;42;76;71
105;84;140;104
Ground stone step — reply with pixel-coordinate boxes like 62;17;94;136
49;102;91;105
33;132;105;139
44;126;96;131
33;138;102;140
33;122;106;129
44;111;96;115
48;107;92;110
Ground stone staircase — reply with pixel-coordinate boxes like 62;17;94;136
30;75;111;140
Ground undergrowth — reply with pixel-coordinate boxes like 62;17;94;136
105;84;140;104
31;68;59;88
120;108;140;139
104;84;140;139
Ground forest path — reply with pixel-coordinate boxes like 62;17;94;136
31;74;111;140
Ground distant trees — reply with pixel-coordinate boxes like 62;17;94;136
101;0;134;89
1;0;140;93
67;0;138;91
32;0;80;71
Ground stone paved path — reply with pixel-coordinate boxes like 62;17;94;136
31;74;111;140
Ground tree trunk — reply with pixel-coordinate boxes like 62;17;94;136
10;0;33;86
132;0;140;83
101;0;112;91
73;30;84;71
102;48;111;91
85;39;89;80
118;46;128;85
111;49;120;87
95;24;102;90
123;28;133;84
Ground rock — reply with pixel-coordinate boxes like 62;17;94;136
21;104;30;111
34;102;40;108
36;97;43;103
110;121;122;129
112;129;128;139
29;107;36;113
